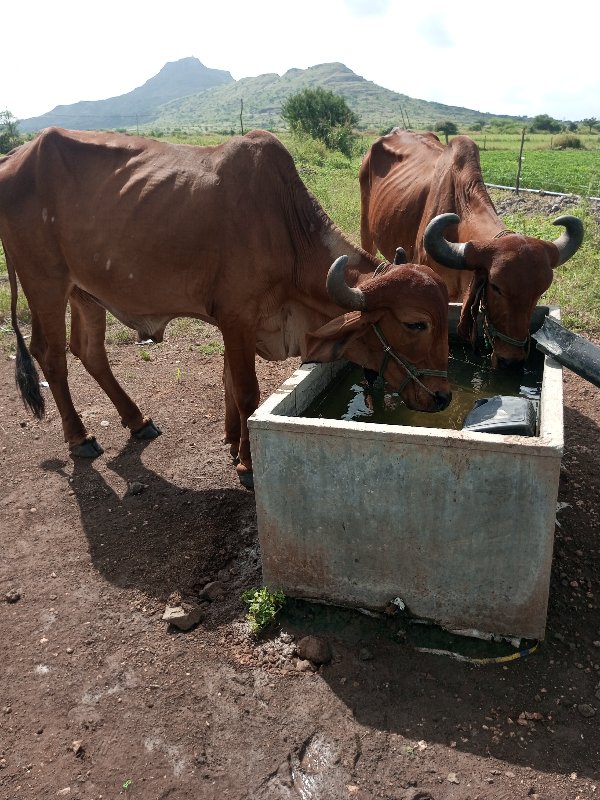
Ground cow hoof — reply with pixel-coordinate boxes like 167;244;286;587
237;470;254;491
132;419;162;440
71;437;104;459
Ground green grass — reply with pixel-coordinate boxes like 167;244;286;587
502;203;600;332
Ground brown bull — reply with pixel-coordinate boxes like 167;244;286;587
1;127;456;487
359;129;584;368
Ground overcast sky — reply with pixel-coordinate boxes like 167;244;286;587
2;0;598;123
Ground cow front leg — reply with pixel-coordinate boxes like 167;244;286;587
68;289;161;442
220;326;260;489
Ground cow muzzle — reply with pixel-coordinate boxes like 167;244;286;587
370;324;450;412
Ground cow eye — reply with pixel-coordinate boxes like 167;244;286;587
404;321;428;331
490;282;502;295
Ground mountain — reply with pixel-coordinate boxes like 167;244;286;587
153;62;526;132
19;59;526;135
19;57;234;133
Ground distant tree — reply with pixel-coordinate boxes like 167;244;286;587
530;114;561;133
581;117;599;134
0;110;23;154
435;120;458;144
281;87;359;157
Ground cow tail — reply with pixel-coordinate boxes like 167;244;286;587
6;251;45;419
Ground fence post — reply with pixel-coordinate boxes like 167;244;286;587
515;127;526;194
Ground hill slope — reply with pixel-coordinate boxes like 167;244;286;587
154;62;526;132
19;57;234;133
19;59;526;134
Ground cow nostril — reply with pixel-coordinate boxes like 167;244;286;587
434;390;452;411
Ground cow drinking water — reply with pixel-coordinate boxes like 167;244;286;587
359;129;584;368
1;128;462;486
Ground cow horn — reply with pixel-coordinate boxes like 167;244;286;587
423;213;468;270
326;256;366;311
394;247;408;265
552;215;584;266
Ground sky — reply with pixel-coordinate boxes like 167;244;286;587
2;0;598;123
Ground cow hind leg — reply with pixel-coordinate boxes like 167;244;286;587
222;350;241;462
26;306;103;457
68;289;161;444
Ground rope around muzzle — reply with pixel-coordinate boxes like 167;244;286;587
371;324;448;396
480;295;530;353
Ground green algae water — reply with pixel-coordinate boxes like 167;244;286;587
302;341;544;430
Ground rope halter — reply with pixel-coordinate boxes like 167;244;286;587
371;323;448;397
480;295;530;353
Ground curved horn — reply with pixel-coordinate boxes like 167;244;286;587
552;215;584;266
423;213;468;270
393;246;408;265
326;256;366;311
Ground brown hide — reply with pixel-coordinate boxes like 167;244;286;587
0;127;451;479
359;129;582;365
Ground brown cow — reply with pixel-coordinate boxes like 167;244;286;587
359;129;584;368
1;127;456;487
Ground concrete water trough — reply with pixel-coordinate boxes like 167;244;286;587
248;306;563;641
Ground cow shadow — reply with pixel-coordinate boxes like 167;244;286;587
40;440;260;614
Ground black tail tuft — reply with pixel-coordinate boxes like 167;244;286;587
14;328;45;419
5;246;45;419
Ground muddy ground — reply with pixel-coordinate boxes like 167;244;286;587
1;191;599;800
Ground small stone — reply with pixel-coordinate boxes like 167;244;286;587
100;420;110;427
162;604;203;631
57;789;71;797
66;647;74;654
358;647;374;661
447;772;459;784
5;589;20;603
127;481;147;496
577;703;596;718
297;635;332;665
71;740;84;756
0;758;6;769
200;581;225;602
295;658;313;672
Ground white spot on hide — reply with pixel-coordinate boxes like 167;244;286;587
42;208;48;223
128;273;134;280
106;259;111;271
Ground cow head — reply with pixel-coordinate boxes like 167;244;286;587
423;212;584;368
305;256;452;412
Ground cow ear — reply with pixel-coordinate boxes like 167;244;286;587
457;270;486;349
305;311;374;363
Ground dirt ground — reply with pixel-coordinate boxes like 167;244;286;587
1;194;600;799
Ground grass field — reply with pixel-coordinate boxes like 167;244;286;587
1;129;599;334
